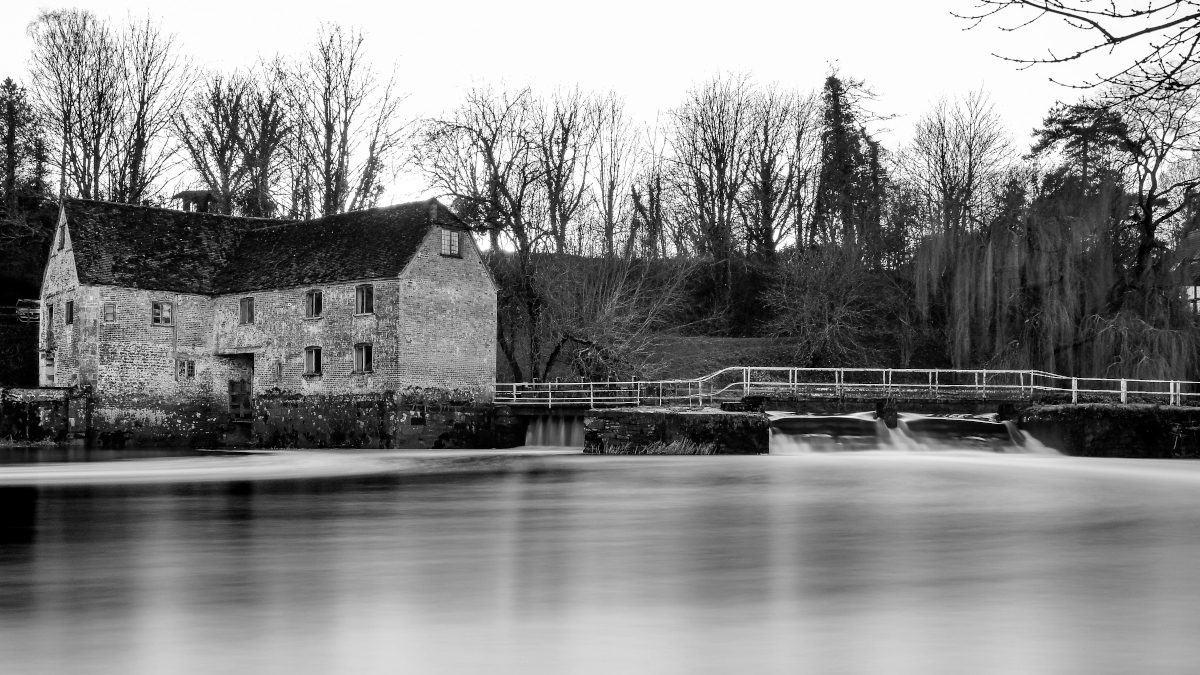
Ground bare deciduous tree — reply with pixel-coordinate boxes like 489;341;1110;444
738;87;819;258
905;90;1012;235
1110;82;1200;298
175;74;250;214
535;88;595;254
591;93;637;257
958;0;1200;99
28;9;123;200
287;24;408;216
112;15;187;204
667;73;755;300
419;86;543;254
239;63;291;217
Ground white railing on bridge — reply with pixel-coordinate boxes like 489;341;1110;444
493;367;1199;408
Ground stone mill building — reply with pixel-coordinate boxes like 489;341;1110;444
37;198;498;447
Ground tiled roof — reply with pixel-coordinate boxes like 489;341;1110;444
64;198;463;295
64;200;272;294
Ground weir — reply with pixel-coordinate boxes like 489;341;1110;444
768;411;1055;454
525;414;586;448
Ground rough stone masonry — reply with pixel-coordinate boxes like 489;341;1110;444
34;198;497;448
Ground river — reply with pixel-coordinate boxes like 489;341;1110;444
2;447;1199;674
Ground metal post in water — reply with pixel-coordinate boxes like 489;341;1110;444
1072;377;1078;404
1120;379;1127;404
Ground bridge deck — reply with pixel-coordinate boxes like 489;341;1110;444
495;367;1197;409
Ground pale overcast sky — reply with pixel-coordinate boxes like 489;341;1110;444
0;0;1110;201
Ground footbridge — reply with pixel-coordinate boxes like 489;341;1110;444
495;367;1197;409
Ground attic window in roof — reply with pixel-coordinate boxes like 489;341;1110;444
441;228;461;257
152;301;173;326
355;285;374;314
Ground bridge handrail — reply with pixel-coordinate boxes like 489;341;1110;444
495;367;1200;407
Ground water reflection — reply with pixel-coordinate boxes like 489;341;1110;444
2;449;1200;673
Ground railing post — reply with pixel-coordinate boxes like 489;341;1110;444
982;369;987;399
1072;377;1078;404
934;370;939;400
589;382;594;408
743;367;749;397
1120;379;1127;404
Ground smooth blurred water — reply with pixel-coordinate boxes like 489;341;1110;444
2;448;1200;674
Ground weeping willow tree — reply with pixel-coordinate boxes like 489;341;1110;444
912;178;1198;379
908;86;1200;380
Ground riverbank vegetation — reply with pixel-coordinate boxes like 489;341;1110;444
4;7;1200;385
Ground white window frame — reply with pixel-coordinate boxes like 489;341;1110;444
151;301;173;326
239;297;255;325
441;228;461;257
354;343;373;373
304;347;322;375
355;284;374;315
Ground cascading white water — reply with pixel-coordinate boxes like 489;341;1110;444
769;411;1060;454
524;415;586;448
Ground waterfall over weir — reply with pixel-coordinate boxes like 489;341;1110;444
769;411;1057;454
525;415;586;448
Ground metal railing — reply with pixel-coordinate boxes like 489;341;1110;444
494;367;1200;408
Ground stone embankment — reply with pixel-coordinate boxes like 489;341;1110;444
1020;404;1200;458
584;407;769;454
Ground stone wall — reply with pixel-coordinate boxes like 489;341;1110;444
1020;404;1200;458
0;388;74;444
252;391;522;449
214;278;404;396
584;407;769;454
39;211;80;387
396;227;496;402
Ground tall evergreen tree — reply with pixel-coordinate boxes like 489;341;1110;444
812;74;884;252
1030;101;1129;188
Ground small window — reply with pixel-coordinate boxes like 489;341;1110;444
355;284;374;314
103;302;116;322
304;347;322;375
65;301;74;325
239;297;255;325
175;359;195;380
152;301;173;325
354;343;373;373
57;222;64;250
305;290;323;318
275;361;284;381
441;228;461;257
45;304;53;327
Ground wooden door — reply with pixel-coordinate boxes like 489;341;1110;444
228;379;252;420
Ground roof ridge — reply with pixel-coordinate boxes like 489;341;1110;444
64;197;286;224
